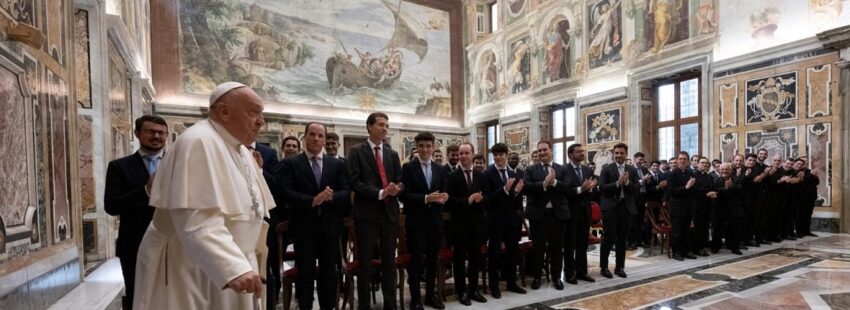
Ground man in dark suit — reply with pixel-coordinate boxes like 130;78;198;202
597;143;639;278
104;115;168;309
562;144;597;285
278;122;350;310
282;135;301;158
447;142;489;305
251;142;286;310
325;131;350;293
483;143;527;298
712;163;744;255
523;140;571;290
629;152;653;249
444;144;461;172
400;132;449;310
793;158;820;238
691;157;715;257
666;152;697;261
347;112;403;310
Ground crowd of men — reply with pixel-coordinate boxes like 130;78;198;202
105;82;822;310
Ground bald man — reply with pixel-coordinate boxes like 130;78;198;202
134;83;276;309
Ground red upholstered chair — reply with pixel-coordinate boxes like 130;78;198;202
589;202;603;244
276;221;299;310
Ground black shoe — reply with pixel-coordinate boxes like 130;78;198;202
740;245;749;250
553;279;564;290
566;275;578;285
531;277;542;290
744;241;757;247
806;232;818;237
506;284;527;294
786;236;797;241
490;285;501;299
796;233;807;238
384;305;399;310
614;268;627;278
761;240;772;245
627;244;638;251
731;249;743;255
576;274;596;283
424;294;445;309
469;290;487;303
457;293;471;306
698;250;710;257
601;268;613;278
673;254;684;261
410;303;425;310
710;248;719;254
684;254;698;259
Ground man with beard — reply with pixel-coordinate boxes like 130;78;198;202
777;158;799;240
793;158;820;238
445;144;461;172
732;154;744;175
629;152;653;249
105;115;168;309
764;155;785;242
433;149;444;166
667;152;697;261
597;143;639;278
473;154;487;172
562;144;597;285
740;153;763;248
691;157;715;257
712;163;744;255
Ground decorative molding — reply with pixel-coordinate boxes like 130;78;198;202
806;65;832;118
713;36;824;75
719;83;738;128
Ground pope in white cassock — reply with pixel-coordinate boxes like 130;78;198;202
133;82;276;309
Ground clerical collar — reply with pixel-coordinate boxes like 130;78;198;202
208;119;242;150
367;139;383;151
305;149;323;160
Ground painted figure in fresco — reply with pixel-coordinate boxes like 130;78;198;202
588;0;621;64
479;52;497;103
545;19;571;82
749;6;779;40
695;0;718;34
647;0;683;53
508;39;530;93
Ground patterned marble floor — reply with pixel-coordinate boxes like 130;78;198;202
50;234;850;310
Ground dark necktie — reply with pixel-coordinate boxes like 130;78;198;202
311;156;322;186
575;165;583;181
498;168;507;185
374;146;387;188
464;169;473;191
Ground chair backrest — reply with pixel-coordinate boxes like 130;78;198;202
396;214;407;255
276;220;291;269
644;202;667;228
343;217;357;263
590;202;602;222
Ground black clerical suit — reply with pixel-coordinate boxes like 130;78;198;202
690;170;715;253
666;167;695;257
562;162;595;279
764;166;785;241
523;162;571;283
447;167;488;297
711;175;745;252
347;141;403;309
630;165;652;246
796;168;820;236
279;152;350;310
739;165;762;245
400;158;448;306
104;151;157;309
597;162;639;270
483;164;523;289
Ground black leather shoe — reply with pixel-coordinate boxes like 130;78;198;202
577;274;595;282
423;294;444;309
531;277;542;290
806;232;818;237
566;275;578;285
601;268;613;278
506;284;527;294
384;305;399;310
469;290;487;303
490;285;501;299
553;279;564;290
614;268;627;278
457;293;471;306
740;245;749;250
410;303;424;310
731;249;743;255
710;248;719;254
786;236;797;241
673;254;684;261
684;254;698;259
698;250;710;256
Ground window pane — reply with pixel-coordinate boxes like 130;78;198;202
487;125;497;147
680;123;699;157
552;109;564;139
565;107;576;137
657;84;675;122
679;78;699;118
490;4;499;32
658;126;675;161
553;142;564;165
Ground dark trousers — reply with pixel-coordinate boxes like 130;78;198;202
742;197;758;243
266;228;283;310
600;203;631;269
355;217;397;309
488;220;519;285
630;195;647;245
406;225;441;303
452;227;483;294
781;194;798;237
119;254;137;309
294;230;340;310
690;201;711;252
711;211;740;250
796;199;815;235
564;213;589;278
529;209;565;280
671;215;691;256
766;196;784;241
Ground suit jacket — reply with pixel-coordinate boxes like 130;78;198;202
483;165;523;226
666;168;695;217
279;153;350;238
598;162;640;215
400;158;448;229
104;152;154;258
563;163;595;223
255;143;280;172
347;141;402;223
522;162;571;221
714;176;745;218
447;168;488;236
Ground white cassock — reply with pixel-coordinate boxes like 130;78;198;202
133;119;276;309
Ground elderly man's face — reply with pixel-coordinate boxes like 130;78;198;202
218;88;265;145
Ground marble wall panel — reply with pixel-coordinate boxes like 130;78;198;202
745;71;798;124
503;125;530;156
0;63;32;255
77;115;94;214
108;47;130;129
74;9;91;109
745;127;798;161
806;65;831;117
806;123;831;206
587;148;613;176
47;70;70;243
720;132;738;162
585;107;622;145
45;0;68;65
0;0;36;26
719;83;737;128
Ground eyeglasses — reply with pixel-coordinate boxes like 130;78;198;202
142;129;168;136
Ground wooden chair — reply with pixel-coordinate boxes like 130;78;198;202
436;212;454;301
395;215;410;310
645;202;671;256
340;217;382;309
517;218;533;287
588;202;603;244
276;221;297;310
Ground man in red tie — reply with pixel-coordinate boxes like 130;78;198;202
347;112;403;310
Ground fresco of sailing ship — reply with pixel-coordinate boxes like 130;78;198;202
326;0;429;90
